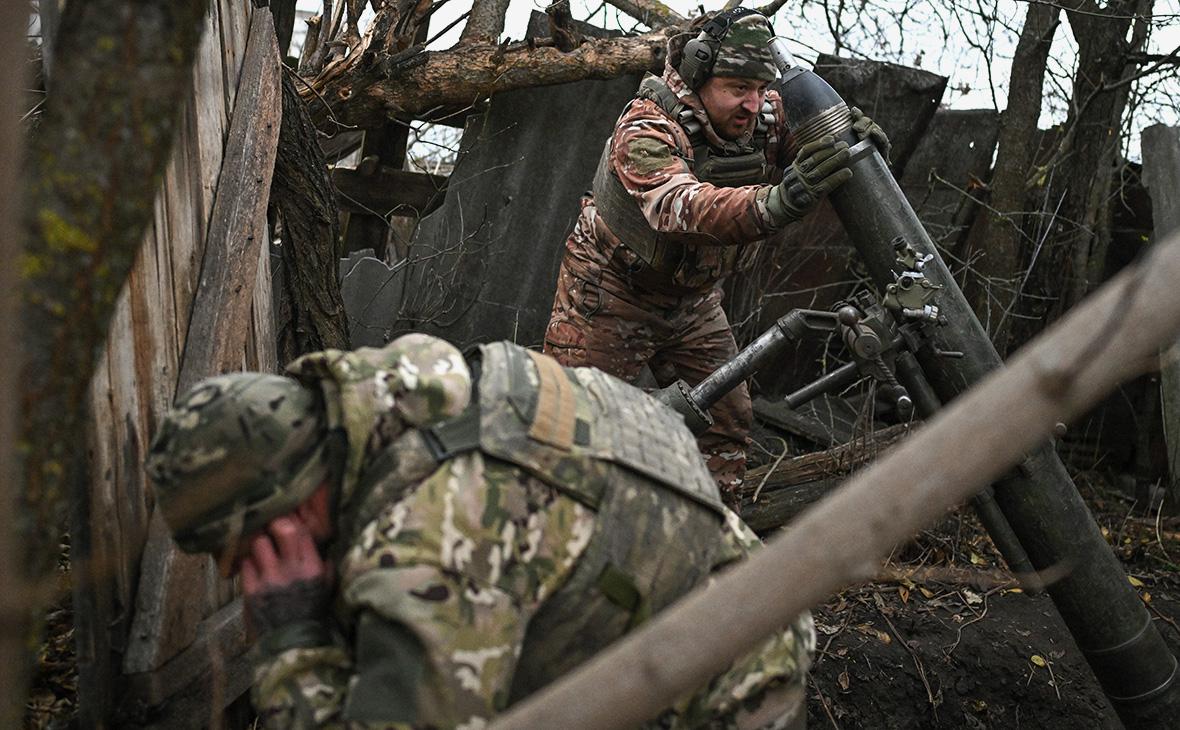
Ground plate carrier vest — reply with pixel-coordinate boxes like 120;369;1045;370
341;343;747;702
591;74;776;278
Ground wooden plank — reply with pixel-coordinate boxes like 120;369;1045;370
178;8;281;392
250;217;278;375
76;348;119;728
1143;124;1180;506
125;601;253;729
332;166;447;217
124;6;280;675
192;0;228;239
219;0;252;115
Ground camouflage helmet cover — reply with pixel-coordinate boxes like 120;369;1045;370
146;373;338;555
710;12;777;83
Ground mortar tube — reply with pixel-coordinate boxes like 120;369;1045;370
775;66;1180;724
895;350;1042;593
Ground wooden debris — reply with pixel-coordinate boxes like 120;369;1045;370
740;423;914;532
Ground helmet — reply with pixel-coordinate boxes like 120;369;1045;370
146;373;340;555
679;9;777;90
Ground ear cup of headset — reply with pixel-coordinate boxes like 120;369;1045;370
676;8;774;90
679;35;717;90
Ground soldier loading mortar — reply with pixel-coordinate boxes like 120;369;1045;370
542;8;889;505
644;36;1180;727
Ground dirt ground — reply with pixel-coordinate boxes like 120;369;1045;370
800;473;1180;729
25;471;1180;729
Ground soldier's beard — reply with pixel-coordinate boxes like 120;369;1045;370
713;112;755;141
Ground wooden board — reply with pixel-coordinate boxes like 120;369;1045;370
76;2;282;721
333;166;447;218
124;5;280;675
1143;125;1180;506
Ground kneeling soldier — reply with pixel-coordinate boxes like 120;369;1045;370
147;333;814;728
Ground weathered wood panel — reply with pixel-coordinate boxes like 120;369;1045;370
1143;125;1180;506
124;6;281;675
78;2;280;723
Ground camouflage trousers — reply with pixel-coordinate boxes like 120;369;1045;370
253;451;813;728
544;252;753;505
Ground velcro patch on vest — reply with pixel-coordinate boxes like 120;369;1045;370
525;350;577;451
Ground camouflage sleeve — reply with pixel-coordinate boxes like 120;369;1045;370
610;100;774;244
252;644;354;729
286;333;472;500
667;507;816;728
250;452;596;728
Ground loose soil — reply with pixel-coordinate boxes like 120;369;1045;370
797;473;1180;729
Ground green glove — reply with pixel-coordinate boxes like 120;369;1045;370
766;135;852;227
850;106;891;161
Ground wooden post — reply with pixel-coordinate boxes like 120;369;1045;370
0;0;27;724
492;228;1180;729
1143;124;1180;508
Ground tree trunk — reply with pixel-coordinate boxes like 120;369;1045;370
966;2;1060;354
272;70;351;363
20;0;209;578
1012;0;1152;346
272;0;298;58
305;31;668;130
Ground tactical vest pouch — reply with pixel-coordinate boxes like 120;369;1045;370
694;149;769;187
507;470;730;703
476;342;726;514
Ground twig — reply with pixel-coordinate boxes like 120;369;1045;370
877;601;938;717
1147;600;1180;638
943;591;990;656
1045;655;1061;701
812;682;842;730
1154;492;1176;563
813;611;853;669
286;65;356;132
751;437;789;503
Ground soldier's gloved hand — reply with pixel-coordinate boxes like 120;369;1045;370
242;516;334;655
850;106;891;161
765;135;852;227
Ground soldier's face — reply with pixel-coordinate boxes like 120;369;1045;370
698;76;770;140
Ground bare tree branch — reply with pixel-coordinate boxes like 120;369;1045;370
304;31;668;129
604;0;686;29
1;1;26;725
754;0;791;15
460;0;512;43
967;0;1060;353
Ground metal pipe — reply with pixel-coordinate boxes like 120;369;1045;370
691;309;838;411
895;351;1041;592
776;63;1180;723
783;360;859;409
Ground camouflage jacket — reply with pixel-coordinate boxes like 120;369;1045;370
252;335;814;728
565;57;796;292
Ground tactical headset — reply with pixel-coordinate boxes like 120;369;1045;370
678;7;774;90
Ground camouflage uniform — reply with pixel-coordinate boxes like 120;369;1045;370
245;334;815;728
544;16;796;504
